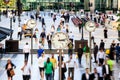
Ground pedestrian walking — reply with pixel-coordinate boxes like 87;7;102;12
5;59;16;80
47;33;52;50
37;46;44;58
38;54;45;80
58;60;67;80
91;68;100;80
50;25;55;35
77;44;83;67
97;48;106;65
102;60;111;80
68;40;73;56
44;57;53;80
109;44;115;60
41;17;45;28
93;42;98;63
33;28;39;43
53;14;56;22
99;40;105;50
106;56;115;80
65;24;69;33
21;60;31;80
40;30;46;46
66;55;77;80
68;31;74;43
97;63;104;80
83;45;90;65
115;43;120;63
104;27;108;38
23;42;30;61
50;54;57;80
17;26;22;40
81;68;91;80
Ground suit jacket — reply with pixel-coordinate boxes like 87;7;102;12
82;73;91;80
47;35;52;41
94;45;98;54
102;65;111;75
90;73;100;80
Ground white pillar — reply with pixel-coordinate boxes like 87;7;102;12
118;0;120;10
90;0;95;12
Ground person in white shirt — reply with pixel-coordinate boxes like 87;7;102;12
38;54;45;80
23;43;30;61
69;31;74;43
97;48;106;65
66;55;77;80
21;60;31;80
97;63;103;80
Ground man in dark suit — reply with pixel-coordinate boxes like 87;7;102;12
91;68;100;80
47;33;52;50
102;60;111;80
94;42;98;63
82;68;91;80
99;40;105;50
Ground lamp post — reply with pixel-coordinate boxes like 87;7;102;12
81;18;86;40
27;19;37;64
17;0;22;27
9;11;13;40
85;21;96;72
0;4;1;22
51;32;69;80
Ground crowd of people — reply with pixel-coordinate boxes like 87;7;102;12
1;9;120;80
5;41;120;80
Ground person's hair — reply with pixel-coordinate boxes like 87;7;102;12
86;68;89;70
35;28;38;31
47;57;50;63
26;42;28;45
94;42;96;45
117;43;119;46
24;60;28;63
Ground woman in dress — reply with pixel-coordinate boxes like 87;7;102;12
5;59;16;80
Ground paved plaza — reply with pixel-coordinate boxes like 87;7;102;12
0;11;120;80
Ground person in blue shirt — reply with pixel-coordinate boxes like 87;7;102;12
115;43;120;63
37;46;44;58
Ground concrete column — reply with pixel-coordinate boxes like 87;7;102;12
90;0;95;12
118;0;120;10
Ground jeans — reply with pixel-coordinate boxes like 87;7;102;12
99;58;104;65
23;75;30;80
78;54;82;66
116;54;120;63
48;41;51;50
24;53;29;61
45;73;52;80
68;67;74;80
99;77;103;80
68;49;73;56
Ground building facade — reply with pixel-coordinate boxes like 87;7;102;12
0;0;120;11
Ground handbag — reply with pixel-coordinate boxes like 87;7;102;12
10;69;15;76
106;49;110;55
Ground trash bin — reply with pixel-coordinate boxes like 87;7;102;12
5;40;19;52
